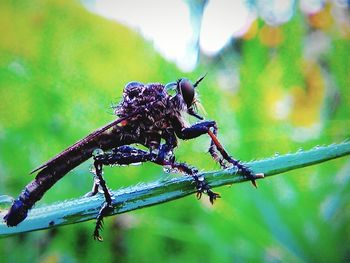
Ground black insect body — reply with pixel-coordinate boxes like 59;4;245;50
4;76;263;241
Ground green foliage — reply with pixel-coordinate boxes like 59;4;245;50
0;1;349;263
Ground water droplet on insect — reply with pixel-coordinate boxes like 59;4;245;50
197;176;204;182
274;152;280;157
93;177;100;184
92;148;104;157
163;167;171;173
297;148;304;153
163;165;178;173
314;145;320;149
130;162;142;166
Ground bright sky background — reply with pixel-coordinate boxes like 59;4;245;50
84;0;257;71
87;0;196;71
200;0;255;55
83;0;323;72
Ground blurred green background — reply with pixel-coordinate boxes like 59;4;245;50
1;0;350;262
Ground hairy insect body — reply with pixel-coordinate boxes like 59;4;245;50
117;82;169;147
116;82;186;152
4;77;261;241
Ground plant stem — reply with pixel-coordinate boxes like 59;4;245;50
1;142;349;236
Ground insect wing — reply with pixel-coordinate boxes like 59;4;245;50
30;114;135;174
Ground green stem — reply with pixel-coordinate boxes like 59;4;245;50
1;142;349;236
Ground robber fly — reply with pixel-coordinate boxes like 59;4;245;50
4;76;263;241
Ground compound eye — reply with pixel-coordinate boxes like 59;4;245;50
179;79;195;108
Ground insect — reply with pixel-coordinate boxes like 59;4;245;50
4;76;263;241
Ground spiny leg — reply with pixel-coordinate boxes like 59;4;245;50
175;120;263;187
92;143;220;241
92;150;113;241
157;129;178;163
91;146;156;241
158;131;219;203
208;126;226;168
157;159;220;204
207;127;264;187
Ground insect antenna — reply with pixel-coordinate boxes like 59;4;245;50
193;73;207;88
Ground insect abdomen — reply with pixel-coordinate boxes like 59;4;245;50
4;162;81;226
4;126;128;226
4;181;41;226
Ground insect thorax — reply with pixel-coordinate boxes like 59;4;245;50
114;82;183;138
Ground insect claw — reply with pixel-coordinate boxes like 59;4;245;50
208;190;220;204
93;222;104;241
196;191;202;200
94;234;104;242
251;180;258;188
251;173;264;188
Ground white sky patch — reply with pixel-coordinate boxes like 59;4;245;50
90;0;196;71
86;0;257;68
83;0;300;70
199;0;255;56
257;0;295;25
299;0;325;14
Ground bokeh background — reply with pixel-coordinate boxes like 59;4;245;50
1;0;350;262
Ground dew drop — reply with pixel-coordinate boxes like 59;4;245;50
93;177;100;184
0;195;14;211
92;148;104;157
197;176;205;182
163;167;171;173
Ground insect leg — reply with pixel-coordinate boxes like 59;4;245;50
155;158;220;204
175;120;217;140
159;131;219;202
91;146;156;241
207;127;264;188
174;120;263;187
158;130;178;162
92;155;113;242
90;143;220;240
153;132;220;204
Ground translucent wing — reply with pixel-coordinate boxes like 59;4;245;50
30;113;137;174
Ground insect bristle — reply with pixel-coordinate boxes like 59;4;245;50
194;99;207;116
